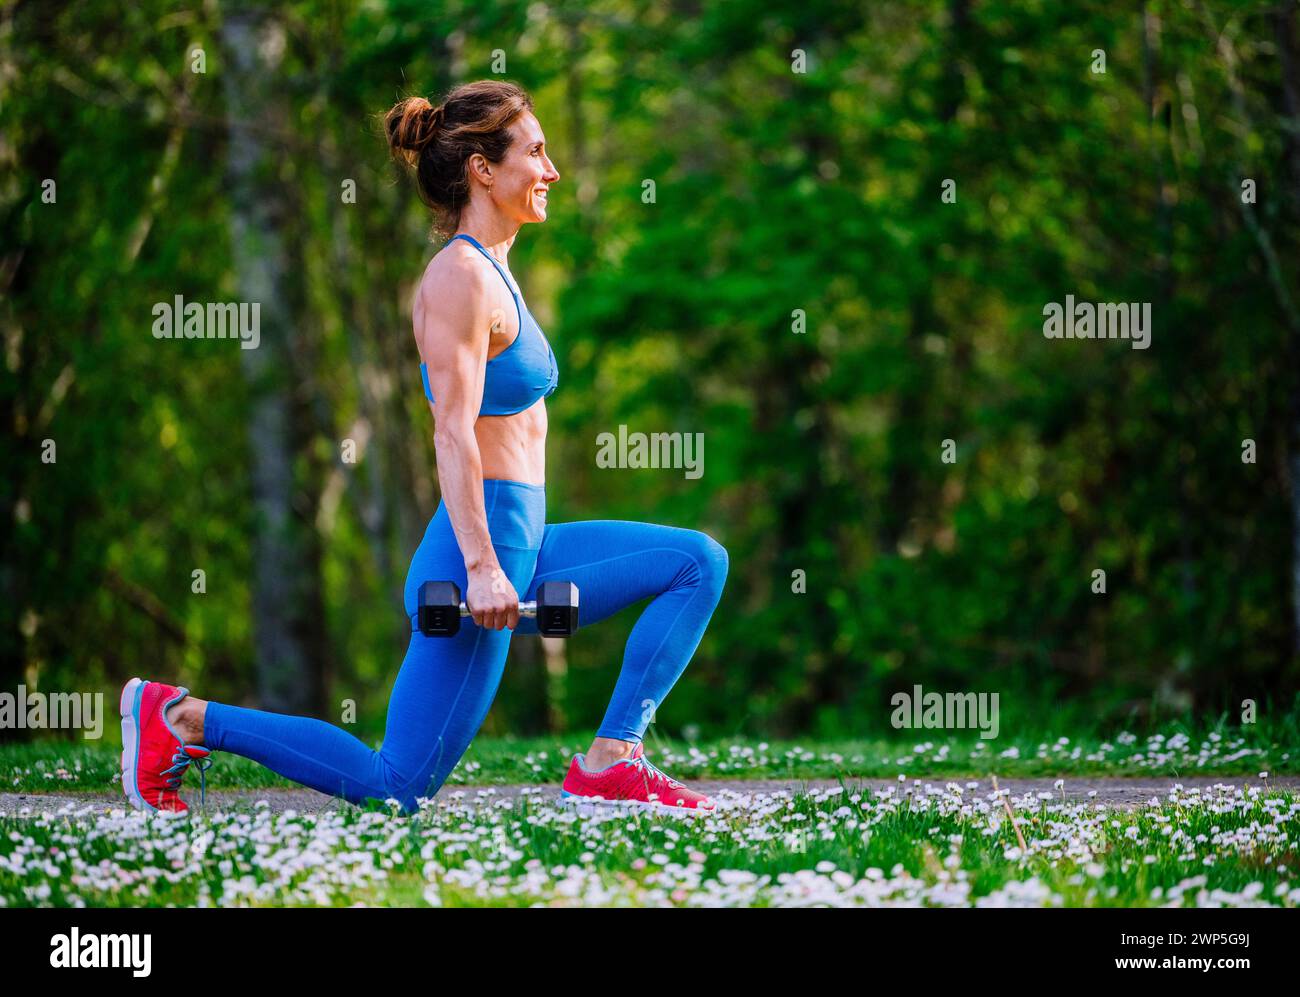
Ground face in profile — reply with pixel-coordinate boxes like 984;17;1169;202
492;111;560;225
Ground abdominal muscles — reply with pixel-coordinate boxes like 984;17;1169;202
469;399;548;485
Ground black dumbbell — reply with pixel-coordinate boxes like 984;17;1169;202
417;580;580;637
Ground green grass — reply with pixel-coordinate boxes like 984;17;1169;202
5;715;1296;908
2;711;1296;795
2;781;1295;907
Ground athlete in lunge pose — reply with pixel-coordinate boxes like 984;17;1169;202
120;80;728;816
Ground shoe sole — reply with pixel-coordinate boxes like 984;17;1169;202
557;791;716;818
119;677;154;813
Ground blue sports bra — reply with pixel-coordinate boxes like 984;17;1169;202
419;233;559;416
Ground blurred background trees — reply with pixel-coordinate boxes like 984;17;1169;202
3;0;1298;744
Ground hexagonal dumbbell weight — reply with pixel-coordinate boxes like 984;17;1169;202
417;580;579;637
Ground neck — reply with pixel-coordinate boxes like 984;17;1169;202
454;204;520;260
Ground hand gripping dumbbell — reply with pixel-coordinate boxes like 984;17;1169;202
417;580;580;637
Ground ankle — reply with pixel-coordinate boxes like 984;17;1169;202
584;737;637;771
166;698;207;745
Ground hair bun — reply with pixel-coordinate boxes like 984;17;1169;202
385;95;442;156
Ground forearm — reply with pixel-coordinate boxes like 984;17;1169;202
433;425;498;572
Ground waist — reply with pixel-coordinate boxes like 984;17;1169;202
473;405;547;483
434;477;546;549
480;477;545;493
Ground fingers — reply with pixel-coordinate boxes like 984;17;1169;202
469;600;517;630
467;600;493;631
489;601;519;631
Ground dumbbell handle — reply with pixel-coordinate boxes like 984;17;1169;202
459;601;540;618
418;579;578;638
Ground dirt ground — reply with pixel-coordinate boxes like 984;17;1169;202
2;775;1295;817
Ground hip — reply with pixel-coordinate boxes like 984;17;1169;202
402;478;546;621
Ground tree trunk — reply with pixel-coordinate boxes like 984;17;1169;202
877;0;970;554
221;11;328;716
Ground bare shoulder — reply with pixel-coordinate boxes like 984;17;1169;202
416;239;491;314
413;241;494;352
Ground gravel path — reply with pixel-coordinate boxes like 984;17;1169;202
2;775;1294;818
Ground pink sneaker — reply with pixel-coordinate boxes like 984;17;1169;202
119;677;212;813
561;743;716;815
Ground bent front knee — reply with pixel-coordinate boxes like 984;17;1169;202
706;533;729;578
686;530;729;590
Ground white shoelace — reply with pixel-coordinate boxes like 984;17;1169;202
632;753;682;790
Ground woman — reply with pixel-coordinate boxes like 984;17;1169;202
120;80;729;816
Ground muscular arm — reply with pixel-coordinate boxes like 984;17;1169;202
415;262;496;571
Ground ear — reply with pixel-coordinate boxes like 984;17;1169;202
467;153;492;186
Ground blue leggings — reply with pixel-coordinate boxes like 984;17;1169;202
203;479;729;813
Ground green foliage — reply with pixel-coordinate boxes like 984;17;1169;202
2;0;1297;742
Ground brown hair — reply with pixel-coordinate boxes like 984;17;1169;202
384;80;534;239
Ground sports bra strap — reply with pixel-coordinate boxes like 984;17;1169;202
449;233;519;298
419;234;556;416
